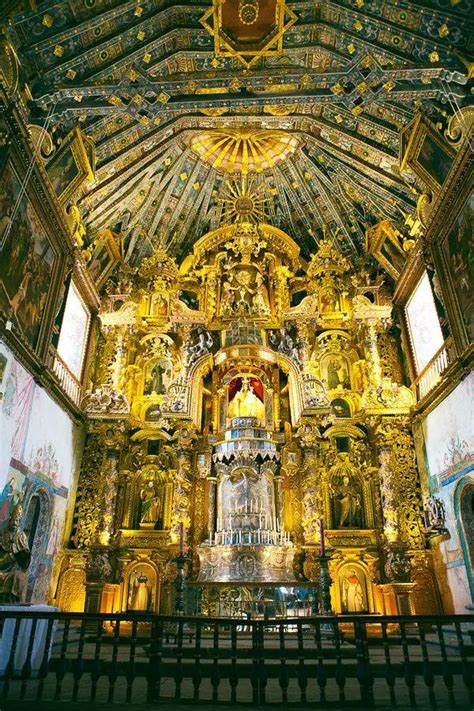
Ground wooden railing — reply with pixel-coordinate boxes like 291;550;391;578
0;610;472;706
48;347;82;406
411;337;453;401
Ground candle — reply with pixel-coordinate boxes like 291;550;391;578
179;522;184;556
319;517;326;557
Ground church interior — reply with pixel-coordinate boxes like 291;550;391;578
0;0;472;706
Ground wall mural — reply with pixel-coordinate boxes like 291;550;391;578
422;372;474;610
0;339;83;603
0;163;57;349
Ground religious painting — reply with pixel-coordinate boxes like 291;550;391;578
405;271;444;375
227;376;265;421
366;219;407;280
339;566;368;613
0;162;58;349
56;281;91;380
87;229;121;290
45;127;95;205
149;291;169;319
441;192;473;343
319;286;340;314
400;114;455;193
127;564;156;611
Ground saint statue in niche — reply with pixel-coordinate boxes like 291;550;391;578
331;473;362;528
228;376;265;421
128;570;152;611
341;568;367;613
140;482;163;528
145;359;171;395
326;356;351;390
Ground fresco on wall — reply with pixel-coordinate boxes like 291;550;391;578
0;163;56;349
0;339;83;603
422;372;474;610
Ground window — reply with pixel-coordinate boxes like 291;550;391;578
57;281;90;379
405;271;444;375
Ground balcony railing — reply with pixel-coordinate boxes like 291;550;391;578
0;610;472;707
48;347;82;406
411;337;453;401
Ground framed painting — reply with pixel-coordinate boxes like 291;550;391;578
87;229;121;289
366;219;407;280
56;280;91;380
45;127;95;205
0;158;59;350
440;191;473;343
425;137;473;354
400;114;456;194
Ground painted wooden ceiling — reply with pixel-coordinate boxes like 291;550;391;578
8;0;473;263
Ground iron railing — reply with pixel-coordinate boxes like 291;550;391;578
0;611;472;706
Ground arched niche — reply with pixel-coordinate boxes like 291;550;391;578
23;487;52;599
333;561;373;614
320;352;352;391
454;477;474;600
328;463;364;530
331;398;351;418
143;356;173;396
133;468;170;531
123;561;158;612
221;366;272;430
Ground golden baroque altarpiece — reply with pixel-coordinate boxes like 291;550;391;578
56;218;439;617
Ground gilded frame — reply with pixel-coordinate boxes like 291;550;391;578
426;140;473;353
400;113;456;194
87;229;122;290
365;220;407;280
0;147;62;354
45;127;95;206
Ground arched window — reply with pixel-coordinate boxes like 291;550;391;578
24;493;41;548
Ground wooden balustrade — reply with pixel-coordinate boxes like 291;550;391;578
411;338;453;401
0;610;472;706
47;347;82;406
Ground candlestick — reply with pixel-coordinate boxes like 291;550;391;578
319;517;326;556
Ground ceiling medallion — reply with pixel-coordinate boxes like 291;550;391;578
218;177;273;225
191;128;299;175
200;0;297;68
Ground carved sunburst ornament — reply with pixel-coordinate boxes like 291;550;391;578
218;177;272;225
